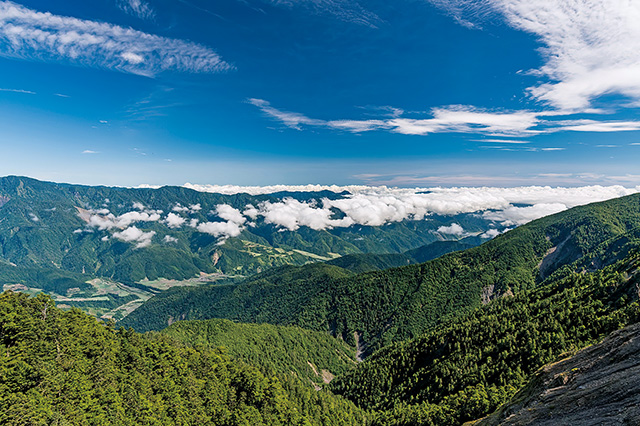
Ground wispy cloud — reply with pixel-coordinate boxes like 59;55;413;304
429;0;640;112
0;87;35;94
250;99;542;137
82;150;99;154
555;120;640;133
248;98;325;130
473;139;531;144
243;0;382;28
116;0;155;20
0;1;232;76
478;145;564;152
250;99;640;138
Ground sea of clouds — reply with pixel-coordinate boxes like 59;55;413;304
82;184;639;247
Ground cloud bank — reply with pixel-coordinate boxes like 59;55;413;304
0;1;231;76
240;185;637;231
80;185;640;246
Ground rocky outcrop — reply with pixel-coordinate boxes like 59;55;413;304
477;322;640;426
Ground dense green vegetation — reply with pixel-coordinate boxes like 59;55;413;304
160;319;357;387
123;193;640;357
0;176;489;316
404;239;478;264
5;177;640;425
0;291;367;425
326;253;413;274
330;245;640;425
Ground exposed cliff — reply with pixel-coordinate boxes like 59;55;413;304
477;322;640;426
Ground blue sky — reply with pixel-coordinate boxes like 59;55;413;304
1;0;639;187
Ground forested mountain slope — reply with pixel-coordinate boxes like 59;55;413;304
0;291;366;425
123;193;640;357
0;176;490;319
475;321;640;426
330;238;640;425
159;319;357;388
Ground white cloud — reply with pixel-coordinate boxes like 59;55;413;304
112;226;155;248
0;87;35;94
251;97;640;138
557;120;640;133
475;139;531;144
480;228;503;239
132;202;146;210
85;209;161;230
165;212;186;228
172;203;190;213
215;204;246;225
250;99;541;137
483;203;567;226
29;212;39;222
243;204;259;219
78;184;640;241
163;235;178;243
437;223;465;236
197;221;243;240
258;198;354;231
121;51;144;65
430;0;640;112
189;203;202;212
82;150;99;154
0;1;231;76
116;0;155;20
184;182;371;195
389;106;541;136
328;119;389;132
207;185;638;232
248;98;325;130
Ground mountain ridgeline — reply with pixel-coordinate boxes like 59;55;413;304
3;188;640;425
122;193;640;357
331;238;640;424
0;176;489;319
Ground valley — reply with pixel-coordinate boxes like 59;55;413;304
1;178;640;425
3;1;639;424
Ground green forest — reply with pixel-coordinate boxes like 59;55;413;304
2;181;640;425
123;193;640;355
159;318;358;387
332;248;640;425
0;291;366;425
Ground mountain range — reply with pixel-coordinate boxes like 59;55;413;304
0;176;494;320
1;178;640;425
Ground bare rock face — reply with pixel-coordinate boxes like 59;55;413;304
477;322;640;426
